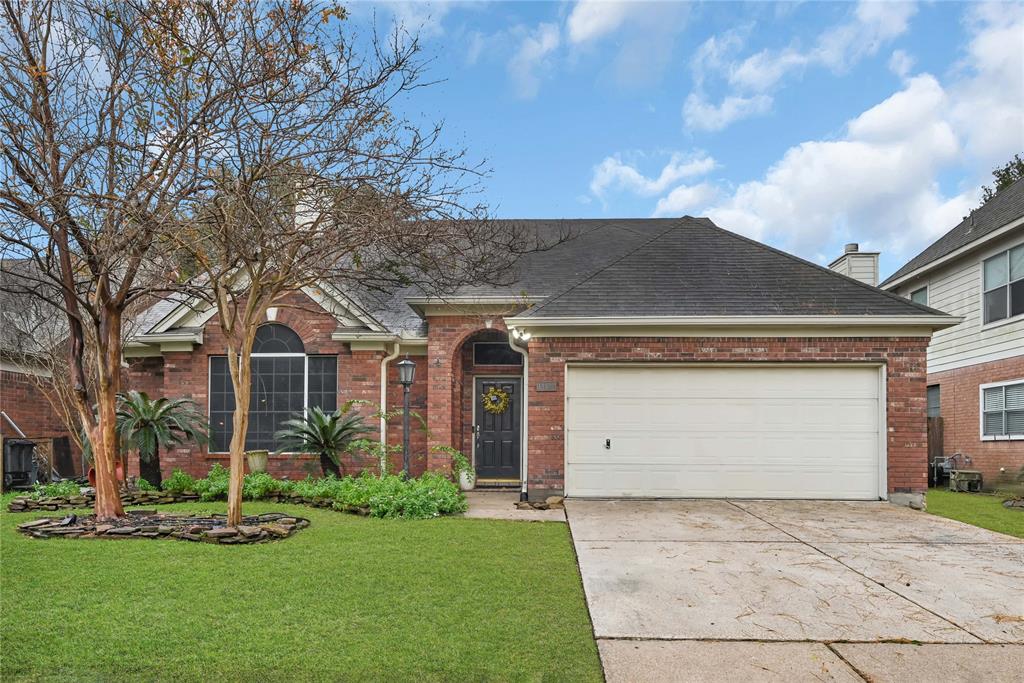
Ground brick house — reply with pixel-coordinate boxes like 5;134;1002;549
0;266;82;481
124;217;957;507
882;178;1024;489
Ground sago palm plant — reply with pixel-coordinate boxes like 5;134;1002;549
116;391;210;487
275;404;372;477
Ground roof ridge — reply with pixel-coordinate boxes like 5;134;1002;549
523;219;686;318
881;176;1024;286
693;218;949;316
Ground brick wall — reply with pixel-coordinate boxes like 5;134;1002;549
927;355;1024;488
424;315;513;471
0;366;82;476
134;290;418;481
526;336;930;499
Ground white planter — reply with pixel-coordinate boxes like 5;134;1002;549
246;450;269;473
459;471;476;491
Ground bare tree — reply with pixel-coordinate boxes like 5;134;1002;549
160;6;557;526
0;0;363;518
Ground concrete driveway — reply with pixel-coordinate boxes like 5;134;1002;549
567;499;1024;682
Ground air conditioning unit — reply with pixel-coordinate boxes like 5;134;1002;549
949;470;982;493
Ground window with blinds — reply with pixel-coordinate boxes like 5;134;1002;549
981;381;1024;438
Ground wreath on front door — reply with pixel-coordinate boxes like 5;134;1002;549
481;386;510;415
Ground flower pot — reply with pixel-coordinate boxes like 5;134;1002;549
459;470;476;491
246;450;269;473
87;462;125;487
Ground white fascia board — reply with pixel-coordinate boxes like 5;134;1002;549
404;295;546;305
132;330;204;346
307;283;387;332
881;217;1024;290
406;296;545;318
329;331;397;342
504;315;963;338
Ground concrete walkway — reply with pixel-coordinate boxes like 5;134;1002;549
567;499;1024;682
461;491;565;522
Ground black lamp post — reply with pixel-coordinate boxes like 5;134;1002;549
396;357;416;477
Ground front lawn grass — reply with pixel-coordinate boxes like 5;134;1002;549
927;488;1024;539
1;502;601;682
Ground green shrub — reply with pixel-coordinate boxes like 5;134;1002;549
31;480;82;499
243;471;289;500
331;471;466;519
192;463;230;501
155;463;465;519
161;469;197;494
136;477;157;491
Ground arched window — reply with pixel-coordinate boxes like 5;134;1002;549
252;323;305;353
209;324;337;453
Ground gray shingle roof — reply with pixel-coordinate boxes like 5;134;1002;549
519;217;943;318
142;216;946;337
880;177;1024;287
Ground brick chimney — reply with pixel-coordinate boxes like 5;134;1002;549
828;243;879;286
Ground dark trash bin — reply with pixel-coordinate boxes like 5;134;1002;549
3;438;37;491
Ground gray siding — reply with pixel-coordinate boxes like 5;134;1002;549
893;229;1024;373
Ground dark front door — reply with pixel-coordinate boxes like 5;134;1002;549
475;377;521;479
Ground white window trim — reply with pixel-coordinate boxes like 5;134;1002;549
980;242;1024;328
979;378;1024;441
909;285;928;306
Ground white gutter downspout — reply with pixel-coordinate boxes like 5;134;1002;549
507;332;529;502
380;343;401;440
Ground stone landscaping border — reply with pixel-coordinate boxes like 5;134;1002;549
6;489;378;515
16;510;309;544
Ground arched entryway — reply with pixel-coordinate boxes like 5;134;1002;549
455;329;524;482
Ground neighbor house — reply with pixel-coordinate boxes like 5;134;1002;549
0;261;82;480
123;217;958;507
880;178;1024;489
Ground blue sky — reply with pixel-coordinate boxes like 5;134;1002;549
354;1;1023;278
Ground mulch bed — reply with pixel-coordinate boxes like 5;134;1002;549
15;510;309;544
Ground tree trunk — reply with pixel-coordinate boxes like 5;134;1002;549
320;452;341;478
90;310;126;521
226;347;252;527
140;452;163;488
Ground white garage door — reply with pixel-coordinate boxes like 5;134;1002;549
565;365;883;500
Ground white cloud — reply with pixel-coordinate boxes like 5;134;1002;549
590;152;717;198
702;73;983;261
948;1;1024;169
728;48;808;92
566;0;632;44
370;1;458;38
682;92;772;132
566;0;691;87
507;23;561;99
888;49;915;77
686;0;919;130
653;183;718;217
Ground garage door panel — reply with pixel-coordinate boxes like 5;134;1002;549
565;365;882;500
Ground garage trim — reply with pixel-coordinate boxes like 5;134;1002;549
563;362;888;500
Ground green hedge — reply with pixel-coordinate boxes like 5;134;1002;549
161;465;467;519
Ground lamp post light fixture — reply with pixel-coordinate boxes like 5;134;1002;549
396;357;416;477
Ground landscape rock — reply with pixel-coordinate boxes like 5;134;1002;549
13;511;309;545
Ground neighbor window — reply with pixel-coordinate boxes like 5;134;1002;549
910;286;928;305
473;342;523;366
926;385;940;418
209;323;338;452
981;380;1024;439
982;244;1024;324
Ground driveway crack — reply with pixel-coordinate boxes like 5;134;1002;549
725;501;988;644
824;643;870;682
